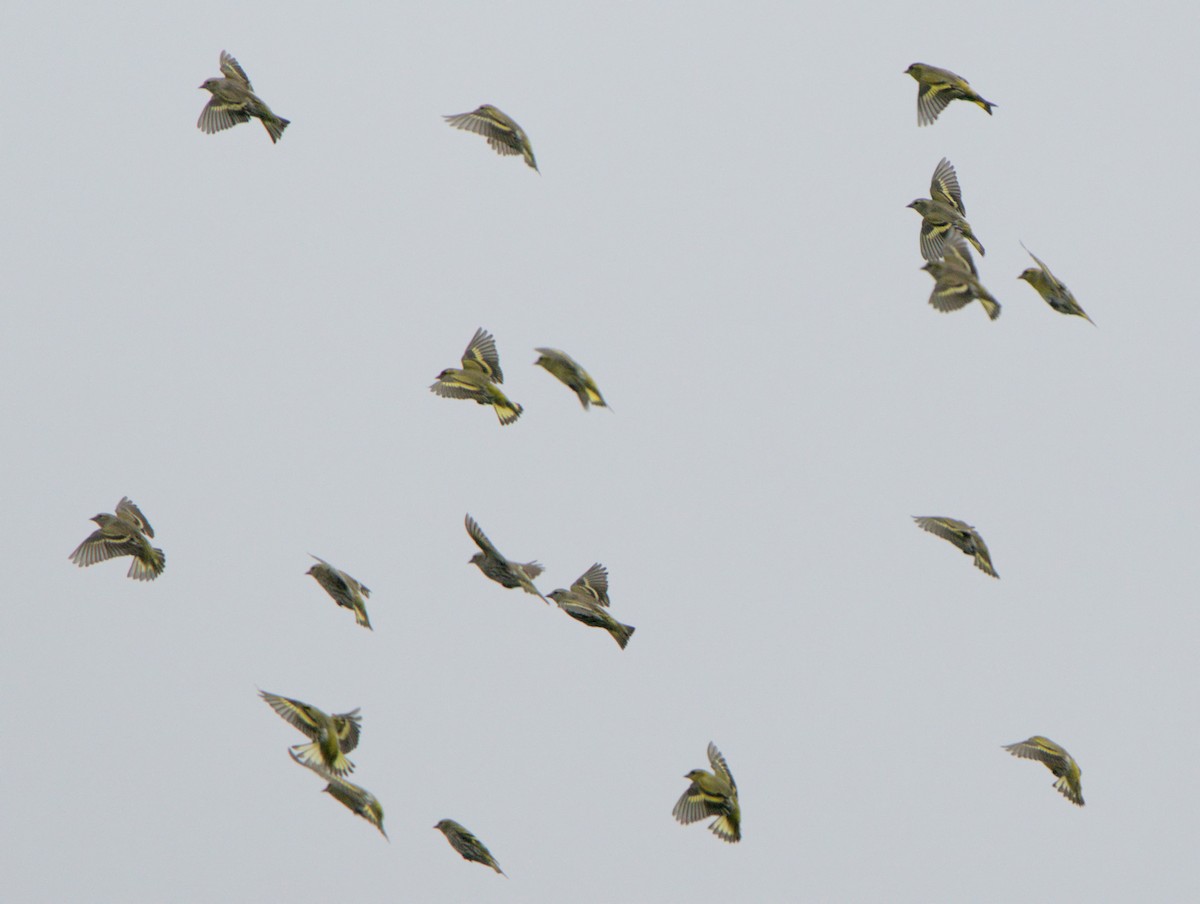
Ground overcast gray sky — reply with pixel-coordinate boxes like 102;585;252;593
3;1;1199;901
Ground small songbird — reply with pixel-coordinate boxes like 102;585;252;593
905;63;996;127
533;348;610;410
1018;243;1094;324
548;564;635;649
434;819;506;875
259;691;361;776
1003;736;1084;806
430;328;523;425
921;230;1000;320
908;157;985;261
307;555;373;630
288;750;388;838
912;516;999;578
464;514;548;603
444;105;538;171
69;496;165;581
198;51;289;143
673;742;741;843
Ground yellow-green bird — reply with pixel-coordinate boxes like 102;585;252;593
1018;243;1094;324
548;563;635;649
921;230;1000;320
307;554;372;630
434;819;506;875
430;328;523;425
444;105;538;172
288;750;388;838
673;742;741;843
905;63;996;127
260;691;361;776
1003;736;1084;806
533;348;610;410
908;157;986;261
69;496;165;581
913;516;999;577
198;51;289;143
465;514;548;603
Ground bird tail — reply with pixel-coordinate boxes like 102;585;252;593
980;297;1001;321
611;624;635;649
128;547;166;581
355;607;373;630
1054;776;1084;806
264;117;290;143
493;399;523;425
974;98;997;116
708;813;740;843
291;741;354;777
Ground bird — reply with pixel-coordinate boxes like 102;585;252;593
197;51;289;143
1018;243;1094;324
920;230;1001;320
288;750;388;838
905;63;996;126
908;157;986;261
430;328;523;425
673;742;741;843
444;105;538;171
307;555;372;630
68;496;165;581
259;691;361;776
464;514;548;603
1003;736;1084;806
533;348;610;410
548;564;635;649
912;516;999;577
434;819;506;875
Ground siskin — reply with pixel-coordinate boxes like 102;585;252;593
465;514;548;603
912;516;998;577
198;51;289;143
1003;736;1084;806
673;742;741;843
307;554;373;630
444;105;538;171
431;328;523;425
1018;243;1094;324
533;348;610;410
259;690;361;776
289;750;388;838
908;157;986;261
69;496;165;581
905;63;996;127
434;819;506;875
921;229;1000;320
548;564;635;649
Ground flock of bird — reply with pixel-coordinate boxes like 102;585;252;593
65;52;1089;879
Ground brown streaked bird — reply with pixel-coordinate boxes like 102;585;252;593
1003;736;1084;806
444;105;538;171
430;328;523;425
673;742;741;843
434;819;506;875
69;496;165;581
1018;243;1094;324
908;157;985;261
921;229;1001;320
548;563;635;649
288;750;388;838
533;348;610;410
464;514;548;603
912;516;999;577
905;63;996;127
197;51;289;143
259;690;361;776
307;555;372;630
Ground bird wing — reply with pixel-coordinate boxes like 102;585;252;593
465;514;506;561
913;516;973;547
930;158;965;215
115;497;154;537
707;743;737;798
460;328;503;383
198;98;251;134
571;562;610;607
70;529;142;567
333;709;362;753
219;51;252;88
917;82;956;127
260;691;324;741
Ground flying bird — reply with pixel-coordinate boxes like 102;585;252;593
912;516;999;577
430;328;523;425
905;63;996;126
69;496;165;581
434;819;506;875
908;157;986;261
921;230;1000;320
548;564;635;649
673;742;741;843
198;51;289;143
289;750;388;838
259;690;361;776
533;348;610;410
307;555;373;630
1003;736;1084;806
464;514;548;603
1018;243;1094;324
444;105;538;171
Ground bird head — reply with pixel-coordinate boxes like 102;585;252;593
469;552;486;567
684;769;706;781
199;78;220;92
1017;268;1038;283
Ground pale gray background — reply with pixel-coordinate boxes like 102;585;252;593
2;1;1197;901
